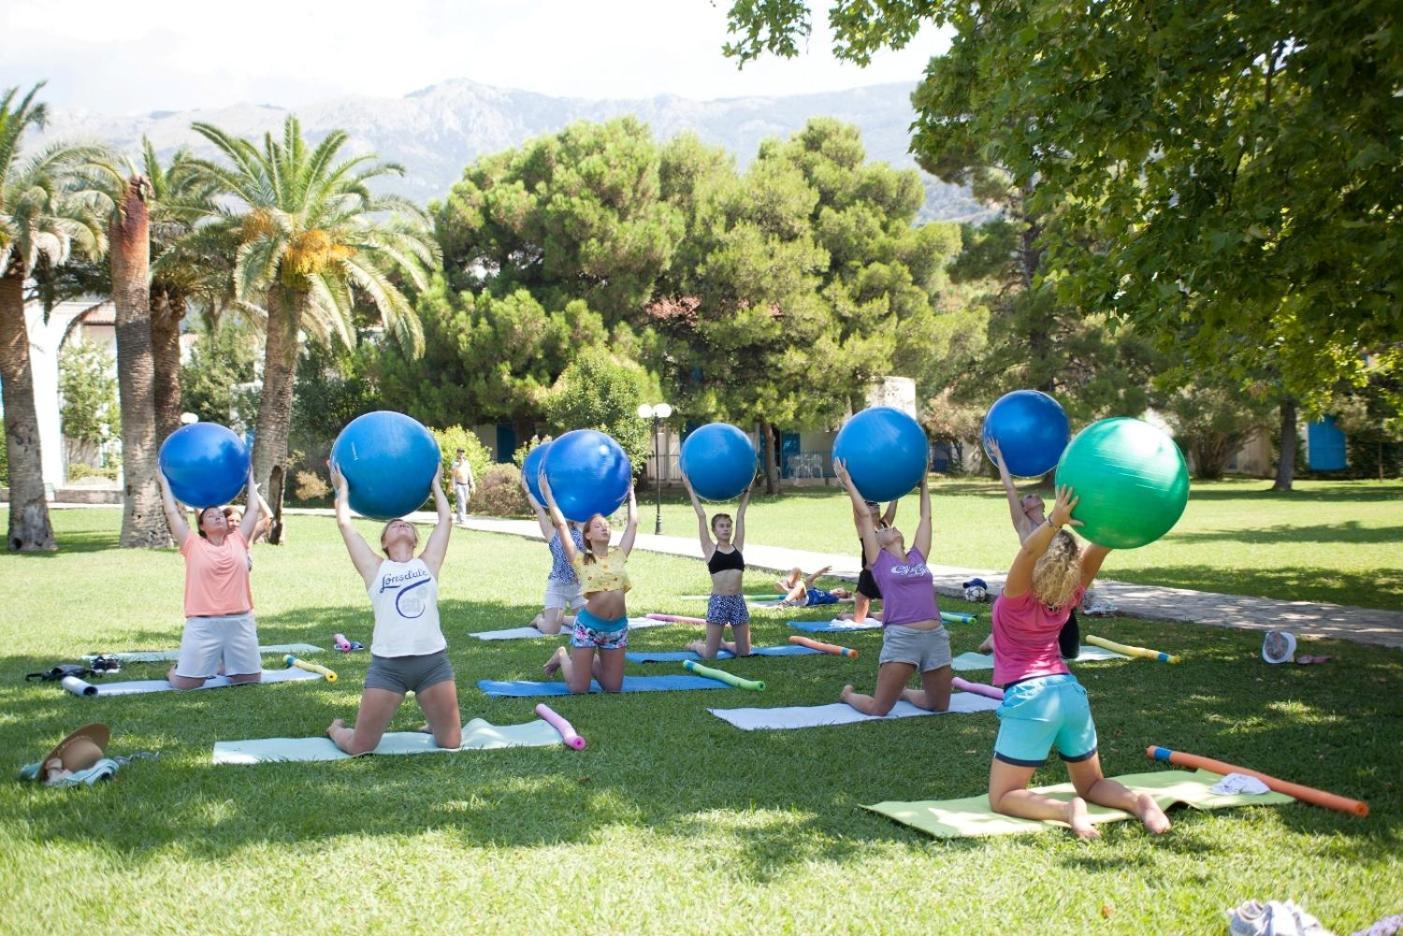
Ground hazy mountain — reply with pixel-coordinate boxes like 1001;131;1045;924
35;78;991;223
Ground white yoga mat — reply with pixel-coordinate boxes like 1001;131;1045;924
707;693;1001;731
89;643;325;664
470;617;667;641
62;667;322;697
213;717;562;763
950;646;1129;672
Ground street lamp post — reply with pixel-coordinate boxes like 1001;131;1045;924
636;402;672;535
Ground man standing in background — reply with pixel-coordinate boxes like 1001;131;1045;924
451;449;475;525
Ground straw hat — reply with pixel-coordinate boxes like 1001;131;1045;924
42;724;110;773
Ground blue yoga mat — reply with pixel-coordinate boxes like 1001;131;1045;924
477;674;731;697
625;645;819;663
789;611;972;634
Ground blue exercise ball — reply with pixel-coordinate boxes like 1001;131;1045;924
680;423;756;501
981;390;1071;477
832;407;928;502
543;429;632;522
330;411;441;521
522;441;552;506
1055;417;1189;549
158;423;250;508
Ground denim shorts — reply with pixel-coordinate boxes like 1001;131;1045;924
878;625;952;672
707;594;751;628
365;650;455;695
993;674;1098;767
571;607;628;651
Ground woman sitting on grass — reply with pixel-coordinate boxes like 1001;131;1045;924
682;470;753;659
986;485;1169;838
541;472;638;693
833;459;952;716
325;462;461;756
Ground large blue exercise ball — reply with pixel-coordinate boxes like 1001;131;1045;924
330;411;441;521
542;429;632;522
522;441;552;506
1054;417;1189;549
680;423;756;501
982;390;1071;478
158;422;250;508
832;407;928;502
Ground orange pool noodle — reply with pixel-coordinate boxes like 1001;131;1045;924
787;635;857;658
1146;746;1367;817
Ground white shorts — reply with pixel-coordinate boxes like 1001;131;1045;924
544;578;586;612
175;612;261;679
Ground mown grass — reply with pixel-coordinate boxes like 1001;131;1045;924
638;477;1403;611
0;509;1399;934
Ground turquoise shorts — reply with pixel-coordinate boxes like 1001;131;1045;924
993;674;1097;767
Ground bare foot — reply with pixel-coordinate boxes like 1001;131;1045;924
543;646;566;677
326;718;346;739
977;635;994;653
839;683;855;704
1067;797;1100;840
684;640;707;656
1134;793;1171;834
836;612;854;621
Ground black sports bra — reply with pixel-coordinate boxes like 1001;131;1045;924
707;546;745;574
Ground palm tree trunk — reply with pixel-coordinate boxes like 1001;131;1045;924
150;285;185;444
251;285;303;500
0;266;56;551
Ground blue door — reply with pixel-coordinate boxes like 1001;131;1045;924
495;424;517;464
1307;418;1346;471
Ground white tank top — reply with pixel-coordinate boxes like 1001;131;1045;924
368;558;447;658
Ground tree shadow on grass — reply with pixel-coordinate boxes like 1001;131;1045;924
1108;564;1403;613
1167;522;1403;547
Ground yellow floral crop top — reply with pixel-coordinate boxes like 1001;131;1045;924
572;547;632;595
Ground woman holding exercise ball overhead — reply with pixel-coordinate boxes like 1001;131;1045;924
977;439;1080;659
157;464;264;689
985;485;1169;838
834;458;952;715
325;461;462;755
521;472;587;635
842;498;899;623
681;470;753;659
541;470;639;693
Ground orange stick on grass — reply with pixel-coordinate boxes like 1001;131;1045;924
1146;746;1368;817
787;635;858;658
645;613;708;625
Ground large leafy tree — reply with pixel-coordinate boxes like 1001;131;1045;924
185;117;440;496
0;84;104;550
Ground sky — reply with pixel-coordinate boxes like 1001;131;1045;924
0;0;951;114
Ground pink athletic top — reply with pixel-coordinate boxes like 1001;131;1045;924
991;585;1085;687
181;530;254;618
870;547;940;627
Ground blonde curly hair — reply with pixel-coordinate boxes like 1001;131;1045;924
1032;530;1082;609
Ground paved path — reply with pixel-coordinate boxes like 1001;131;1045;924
53;503;1403;651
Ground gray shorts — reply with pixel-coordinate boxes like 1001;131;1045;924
175;612;261;679
365;650;455;695
879;625;952;672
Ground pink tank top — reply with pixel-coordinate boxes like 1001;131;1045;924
182;530;254;617
991;585;1085;687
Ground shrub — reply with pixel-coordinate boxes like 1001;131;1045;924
66;463;118;482
293;469;331;502
430;426;493;513
473;464;530;517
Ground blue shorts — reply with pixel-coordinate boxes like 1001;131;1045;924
707;594;750;628
806;587;839;606
571;607;628;651
993;674;1098;767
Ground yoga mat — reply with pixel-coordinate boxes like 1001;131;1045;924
680;594;785;606
625;645;819;663
213;718;562;764
707;693;1001;731
89;643;324;664
864;769;1294;838
789;612;973;634
477;674;732;697
950;645;1129;672
470;617;666;641
62;667;321;697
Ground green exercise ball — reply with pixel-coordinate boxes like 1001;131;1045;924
1054;417;1189;549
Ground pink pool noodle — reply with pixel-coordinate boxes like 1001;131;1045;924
535;703;586;750
646;613;708;625
952;676;1003;701
334;633;352;652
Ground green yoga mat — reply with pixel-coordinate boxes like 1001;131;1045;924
864;769;1293;838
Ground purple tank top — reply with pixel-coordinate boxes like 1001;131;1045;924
870;547;940;627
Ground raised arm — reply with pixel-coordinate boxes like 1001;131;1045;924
1080;544;1112;590
155;470;191;547
521;471;555;539
881;498;900;528
682;470;715;559
835;459;879;566
618;484;639;556
419;464;453;578
913;468;933;559
238;465;262;542
989;440;1035;542
733;476;753;551
538;470;577;564
1003;486;1081;599
328;461;383;587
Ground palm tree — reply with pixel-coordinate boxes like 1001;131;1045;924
185;116;438;500
0;83;105;551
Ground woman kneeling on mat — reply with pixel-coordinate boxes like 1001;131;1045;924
521;473;587;635
541;473;638;693
682;470;752;659
158;466;264;689
834;459;951;715
326;462;461;755
987;486;1169;838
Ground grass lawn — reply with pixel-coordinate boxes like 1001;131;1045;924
1;509;1399;934
640;477;1403;611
